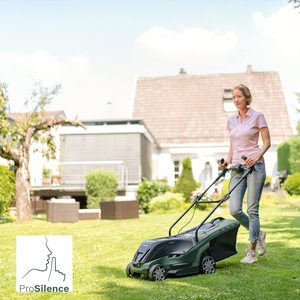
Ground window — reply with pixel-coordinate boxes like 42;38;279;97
223;89;236;112
174;160;180;180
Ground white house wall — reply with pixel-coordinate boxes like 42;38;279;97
29;127;61;186
154;144;277;188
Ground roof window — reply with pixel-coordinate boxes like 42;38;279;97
223;89;236;112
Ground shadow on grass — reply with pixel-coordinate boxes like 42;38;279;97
87;264;222;300
262;215;300;239
84;211;300;300
0;216;14;224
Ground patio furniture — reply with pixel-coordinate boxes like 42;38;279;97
100;199;139;220
78;208;101;220
47;198;79;223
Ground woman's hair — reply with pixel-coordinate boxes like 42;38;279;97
233;84;252;105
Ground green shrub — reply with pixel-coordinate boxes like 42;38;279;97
283;173;300;195
137;179;171;213
190;188;213;211
278;137;300;174
264;175;272;187
220;179;230;198
0;165;15;216
173;158;200;202
85;169;118;208
149;192;185;214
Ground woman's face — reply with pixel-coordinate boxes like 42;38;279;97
232;88;248;111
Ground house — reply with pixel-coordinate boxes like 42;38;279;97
133;66;293;187
58;119;157;187
27;118;157;208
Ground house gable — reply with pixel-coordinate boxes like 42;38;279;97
133;68;293;146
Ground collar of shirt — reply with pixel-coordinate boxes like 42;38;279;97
235;107;253;122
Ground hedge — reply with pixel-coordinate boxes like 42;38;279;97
283;173;300;195
85;169;118;208
0;165;15;216
277;137;300;174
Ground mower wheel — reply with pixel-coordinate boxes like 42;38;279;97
148;264;166;281
200;256;216;274
126;263;141;278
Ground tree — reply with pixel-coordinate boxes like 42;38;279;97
0;82;84;221
289;0;300;11
173;157;200;202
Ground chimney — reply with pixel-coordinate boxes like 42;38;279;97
179;68;187;75
106;101;112;119
246;65;253;73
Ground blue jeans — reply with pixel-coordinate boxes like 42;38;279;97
229;163;266;243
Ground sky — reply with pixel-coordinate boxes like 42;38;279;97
0;0;299;128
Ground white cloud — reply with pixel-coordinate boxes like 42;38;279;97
253;5;300;56
252;5;300;127
0;51;133;119
137;26;237;57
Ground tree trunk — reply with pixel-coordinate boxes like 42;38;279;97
15;159;32;221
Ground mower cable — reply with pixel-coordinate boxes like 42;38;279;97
177;204;197;234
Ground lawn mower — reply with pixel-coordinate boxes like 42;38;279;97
126;157;254;281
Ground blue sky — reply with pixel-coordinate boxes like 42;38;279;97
0;0;299;126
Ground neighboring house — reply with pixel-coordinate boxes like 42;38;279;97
133;66;293;187
58;119;156;187
3;111;156;206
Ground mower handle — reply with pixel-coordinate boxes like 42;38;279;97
194;160;254;242
168;161;230;237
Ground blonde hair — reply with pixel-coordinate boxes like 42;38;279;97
233;84;252;105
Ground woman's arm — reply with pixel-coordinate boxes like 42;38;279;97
245;127;271;168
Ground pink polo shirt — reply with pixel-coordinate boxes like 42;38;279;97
227;108;268;166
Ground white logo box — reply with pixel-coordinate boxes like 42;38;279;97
16;236;72;292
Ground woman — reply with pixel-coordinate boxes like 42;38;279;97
220;84;271;264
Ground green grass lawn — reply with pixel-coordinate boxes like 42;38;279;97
0;192;299;300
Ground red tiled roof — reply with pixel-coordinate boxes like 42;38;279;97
133;69;293;146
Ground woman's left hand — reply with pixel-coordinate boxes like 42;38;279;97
245;157;259;168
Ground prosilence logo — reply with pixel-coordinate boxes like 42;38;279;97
16;236;72;292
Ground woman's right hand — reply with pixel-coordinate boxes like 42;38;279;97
219;160;229;170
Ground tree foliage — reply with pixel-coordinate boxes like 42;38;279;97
0;165;15;216
289;0;300;11
173;158;200;202
277;137;300;174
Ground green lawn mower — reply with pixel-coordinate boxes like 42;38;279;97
126;158;253;281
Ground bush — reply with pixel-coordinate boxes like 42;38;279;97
264;175;272;187
220;179;230;198
283;173;300;195
85;169;118;208
0;165;15;216
277;137;300;174
137;179;171;213
190;188;212;211
149;192;185;214
173;158;200;202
